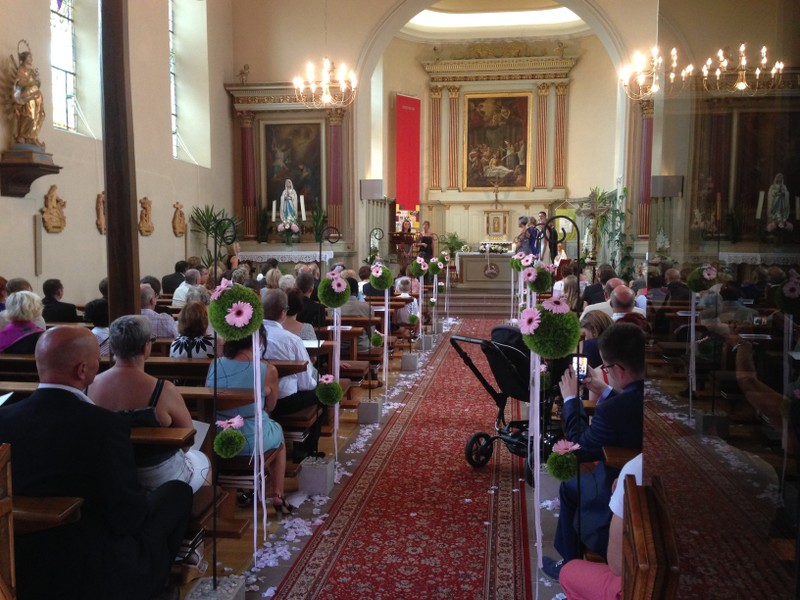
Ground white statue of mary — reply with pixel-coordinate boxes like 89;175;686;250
280;179;298;223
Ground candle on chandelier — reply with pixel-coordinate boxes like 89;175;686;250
272;200;276;222
300;195;306;221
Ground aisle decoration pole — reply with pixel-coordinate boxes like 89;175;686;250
317;269;350;462
686;263;718;419
409;257;429;345
442;251;451;321
208;279;266;562
428;258;443;336
369;264;394;404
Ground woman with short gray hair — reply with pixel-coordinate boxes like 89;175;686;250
89;314;210;493
0;291;44;353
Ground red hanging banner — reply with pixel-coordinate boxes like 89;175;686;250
395;94;420;211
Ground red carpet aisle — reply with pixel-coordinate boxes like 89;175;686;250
645;383;793;598
278;319;532;599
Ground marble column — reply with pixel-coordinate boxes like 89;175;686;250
447;85;460;190
554;83;568;188
236;110;257;239
536;83;549;189
637;100;654;237
327;108;345;231
429;86;442;190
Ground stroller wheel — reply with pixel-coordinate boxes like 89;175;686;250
465;432;494;468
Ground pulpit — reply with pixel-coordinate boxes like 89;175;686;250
389;232;417;270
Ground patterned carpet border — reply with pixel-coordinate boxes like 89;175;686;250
277;319;531;600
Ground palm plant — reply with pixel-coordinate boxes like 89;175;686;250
190;205;241;267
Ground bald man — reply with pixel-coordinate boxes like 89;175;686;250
580;278;647;321
0;327;192;600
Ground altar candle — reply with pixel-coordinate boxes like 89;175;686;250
716;193;721;221
756;191;764;219
271;200;276;222
300;195;306;221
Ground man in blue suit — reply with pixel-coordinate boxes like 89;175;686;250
542;322;645;579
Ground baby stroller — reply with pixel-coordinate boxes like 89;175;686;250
450;325;562;481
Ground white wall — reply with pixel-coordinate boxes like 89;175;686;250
0;0;234;304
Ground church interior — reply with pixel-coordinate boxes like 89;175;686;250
1;0;800;598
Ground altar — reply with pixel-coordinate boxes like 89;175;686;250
455;252;514;289
237;249;334;267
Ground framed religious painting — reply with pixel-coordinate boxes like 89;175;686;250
259;118;326;220
463;92;533;191
484;210;510;240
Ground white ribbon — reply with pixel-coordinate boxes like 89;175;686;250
528;290;543;570
383;288;389;404
250;335;268;559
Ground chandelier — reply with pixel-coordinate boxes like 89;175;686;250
701;44;783;93
619;43;783;100
293;58;357;109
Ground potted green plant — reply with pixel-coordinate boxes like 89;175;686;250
310;205;327;242
442;231;468;256
190;205;241;267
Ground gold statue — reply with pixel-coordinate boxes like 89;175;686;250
138;197;154;236
41;185;66;233
95;192;106;235
171;201;186;237
10;40;46;149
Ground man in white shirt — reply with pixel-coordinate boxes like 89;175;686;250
262;288;323;460
579;280;647;321
140;284;178;338
172;269;201;308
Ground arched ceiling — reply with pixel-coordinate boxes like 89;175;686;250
398;0;592;43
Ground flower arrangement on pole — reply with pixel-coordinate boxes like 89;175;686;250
686;264;718;293
546;439;581;481
316;374;343;406
519;297;581;359
368;264;393;291
208;279;264;340
775;269;800;317
213;415;246;458
523;263;555;294
408;257;428;278
318;269;350;308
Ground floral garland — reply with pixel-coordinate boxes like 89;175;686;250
408;257;428;278
369;264;394;291
546;440;581;481
775;269;800;317
213;415;246;458
316;374;343;406
519;298;581;358
318;270;350;308
686;264;717;293
523;264;555;294
208;279;264;341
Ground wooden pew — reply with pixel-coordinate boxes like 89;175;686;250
622;475;679;600
603;446;641;470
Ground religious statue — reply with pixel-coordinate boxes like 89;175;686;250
237;64;250;85
768;173;790;224
280;178;298;223
171;201;186;237
138;196;154;236
95;192;106;235
10;41;46;149
41;185;66;233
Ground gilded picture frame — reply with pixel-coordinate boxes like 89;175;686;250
463;92;533;191
259;118;325;216
485;210;510;240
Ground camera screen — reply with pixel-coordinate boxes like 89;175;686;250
572;354;588;381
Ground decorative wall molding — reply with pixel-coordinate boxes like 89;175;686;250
422;55;577;83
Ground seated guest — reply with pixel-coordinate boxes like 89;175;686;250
581;263;616;307
205;327;290;513
542;323;645;580
41;278;80;323
340;277;375;354
161;260;187;295
89;315;210;493
0;278;46;330
261;289;323;460
170;301;215;358
0;326;192;599
278;274;296;292
172;268;201;308
393;276;419;327
140;275;173;315
184;284;211;306
296;271;326;328
558;453;643;598
551;264;573;298
0;291;45;353
83;297;111;355
264;268;282;290
140;283;179;338
561;275;582;314
283;288;318;341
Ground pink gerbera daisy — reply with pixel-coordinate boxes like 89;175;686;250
520;255;534;267
783;280;800;299
420;262;429;271
703;266;717;281
543;297;570;314
416;257;425;264
519;307;541;334
514;252;525;260
371;265;383;277
225;301;253;328
552;440;581;455
545;264;557;274
522;267;537;283
320;375;335;384
437;262;444;270
332;278;348;293
210;278;233;301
